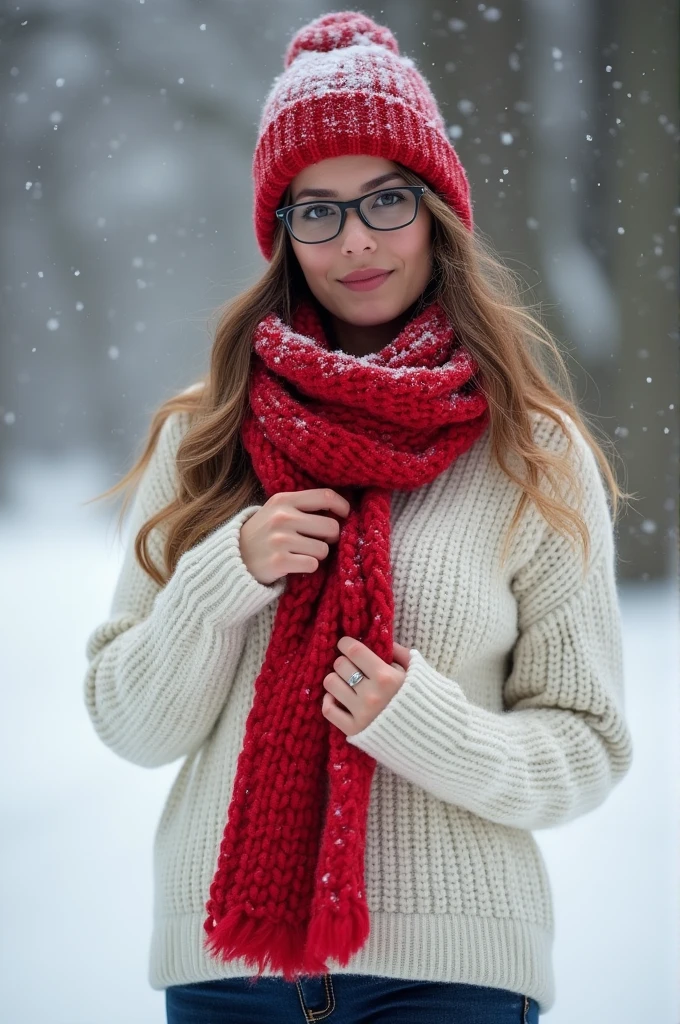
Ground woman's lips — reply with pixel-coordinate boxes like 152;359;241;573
339;270;394;292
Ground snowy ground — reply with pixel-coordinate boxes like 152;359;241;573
1;457;678;1024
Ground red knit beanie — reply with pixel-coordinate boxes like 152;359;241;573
252;10;473;262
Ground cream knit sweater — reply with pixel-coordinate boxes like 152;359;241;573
84;399;633;1014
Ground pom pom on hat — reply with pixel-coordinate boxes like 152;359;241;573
252;10;474;261
284;11;400;67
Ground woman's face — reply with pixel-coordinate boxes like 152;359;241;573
287;155;433;328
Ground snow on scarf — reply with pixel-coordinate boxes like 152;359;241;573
203;296;490;978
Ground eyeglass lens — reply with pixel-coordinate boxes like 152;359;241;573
288;188;418;243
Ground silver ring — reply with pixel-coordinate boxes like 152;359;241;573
346;670;364;689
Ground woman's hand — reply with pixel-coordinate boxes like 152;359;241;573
321;637;411;737
239;488;350;586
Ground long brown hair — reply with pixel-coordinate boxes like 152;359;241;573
88;162;633;587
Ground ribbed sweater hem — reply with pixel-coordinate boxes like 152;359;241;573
148;910;555;1013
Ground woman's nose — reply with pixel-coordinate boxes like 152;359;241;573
340;208;376;250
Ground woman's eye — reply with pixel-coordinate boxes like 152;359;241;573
374;190;405;207
302;205;333;220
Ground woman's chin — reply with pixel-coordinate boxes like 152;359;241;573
333;299;399;326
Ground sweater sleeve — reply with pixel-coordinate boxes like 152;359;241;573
84;409;286;769
346;416;634;831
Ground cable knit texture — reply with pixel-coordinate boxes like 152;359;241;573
84;399;633;1014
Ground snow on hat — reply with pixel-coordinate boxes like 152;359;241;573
252;10;474;261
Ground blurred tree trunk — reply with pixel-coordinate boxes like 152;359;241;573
604;0;678;580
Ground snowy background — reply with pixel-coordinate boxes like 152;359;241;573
1;1;678;1022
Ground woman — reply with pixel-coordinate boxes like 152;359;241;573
84;11;634;1023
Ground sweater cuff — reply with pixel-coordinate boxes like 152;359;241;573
346;647;468;788
170;504;286;629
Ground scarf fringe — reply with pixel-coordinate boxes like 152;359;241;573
204;907;314;981
302;898;371;972
203;899;371;981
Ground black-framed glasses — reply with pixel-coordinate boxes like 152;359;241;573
275;185;429;244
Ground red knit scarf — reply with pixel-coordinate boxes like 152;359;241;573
203;297;490;980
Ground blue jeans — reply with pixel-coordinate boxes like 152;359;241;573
165;973;540;1022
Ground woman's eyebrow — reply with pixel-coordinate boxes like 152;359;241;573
292;172;407;203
